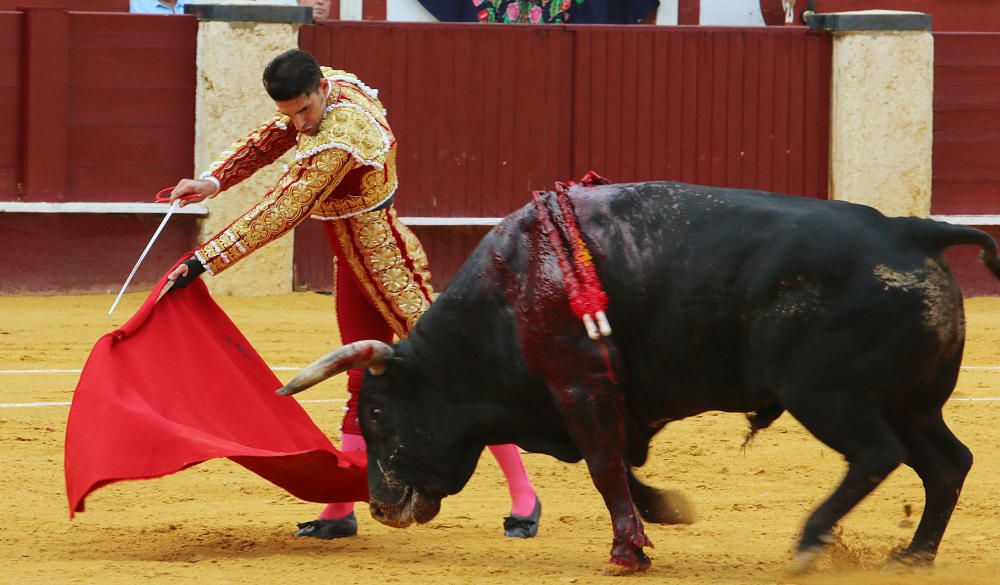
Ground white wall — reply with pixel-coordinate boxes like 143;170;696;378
387;0;437;22
656;0;678;25
700;0;764;26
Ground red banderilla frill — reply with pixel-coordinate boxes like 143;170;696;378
531;172;613;340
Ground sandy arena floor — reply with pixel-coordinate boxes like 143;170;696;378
2;291;999;584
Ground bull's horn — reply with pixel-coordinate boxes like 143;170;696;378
276;340;394;396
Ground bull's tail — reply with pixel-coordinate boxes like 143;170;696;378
910;219;1000;280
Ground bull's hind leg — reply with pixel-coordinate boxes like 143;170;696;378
628;472;697;525
889;411;972;566
782;396;907;572
550;379;652;575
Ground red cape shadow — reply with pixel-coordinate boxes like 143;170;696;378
64;257;367;518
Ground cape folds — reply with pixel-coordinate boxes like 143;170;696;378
64;258;367;517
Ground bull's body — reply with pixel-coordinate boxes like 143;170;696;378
282;181;999;573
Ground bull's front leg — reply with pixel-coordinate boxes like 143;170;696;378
552;380;652;575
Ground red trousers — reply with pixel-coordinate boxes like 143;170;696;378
321;205;434;434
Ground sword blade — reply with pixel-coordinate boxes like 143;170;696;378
108;201;179;316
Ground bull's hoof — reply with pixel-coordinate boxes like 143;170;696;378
604;553;652;576
884;549;935;571
294;512;358;539
790;531;835;573
503;497;541;538
639;489;696;525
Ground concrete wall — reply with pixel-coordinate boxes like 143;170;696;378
194;7;303;295
823;11;934;217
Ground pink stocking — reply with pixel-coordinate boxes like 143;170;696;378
318;433;367;520
488;444;537;516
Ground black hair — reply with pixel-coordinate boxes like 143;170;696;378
262;49;323;101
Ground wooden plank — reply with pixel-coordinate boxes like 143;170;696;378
664;31;684;180
605;29;624;180
0;0;126;10
0;213;198;295
66;10;195;201
932;31;1000;213
723;32;743;188
931;180;1000;215
756;31;776;191
586;28;609;179
680;31;698;182
741;31;761;189
677;0;699;25
633;31;654;181
649;31;670;181
694;30;713;184
521;27;549;194
571;27;591;179
69;88;193;126
787;30;806;196
456;26;482;217
771;32;790;195
620;29;639;181
69;13;195;49
0;12;20;201
554;27;574;184
363;0;386;20
709;31;728;187
67;127;193;166
802;32;822;198
816;32;832;198
298;24;316;56
67;161;194;202
21;8;69;202
477;29;501;216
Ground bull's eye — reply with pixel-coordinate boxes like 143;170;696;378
371;407;382;422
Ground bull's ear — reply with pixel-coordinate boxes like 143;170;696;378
276;340;394;396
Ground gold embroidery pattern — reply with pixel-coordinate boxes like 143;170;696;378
297;105;389;165
207;114;297;192
331;207;434;338
312;149;398;219
196;149;355;275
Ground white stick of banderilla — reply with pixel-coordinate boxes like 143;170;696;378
108;200;180;317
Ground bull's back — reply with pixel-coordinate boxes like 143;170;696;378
561;182;964;417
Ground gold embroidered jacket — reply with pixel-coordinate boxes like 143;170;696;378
195;68;398;275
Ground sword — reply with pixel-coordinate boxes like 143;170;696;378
108;188;190;317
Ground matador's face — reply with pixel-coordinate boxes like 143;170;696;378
275;78;329;137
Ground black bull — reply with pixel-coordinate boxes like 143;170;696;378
279;181;1000;574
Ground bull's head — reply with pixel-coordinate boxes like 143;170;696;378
277;340;483;529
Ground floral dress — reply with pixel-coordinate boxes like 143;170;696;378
415;0;658;24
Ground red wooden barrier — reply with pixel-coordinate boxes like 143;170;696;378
0;12;21;200
0;0;126;10
933;33;1000;215
297;22;831;291
569;26;829;195
10;10;195;203
0;10;198;295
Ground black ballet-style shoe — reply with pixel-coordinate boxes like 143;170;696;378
503;497;541;538
294;512;358;539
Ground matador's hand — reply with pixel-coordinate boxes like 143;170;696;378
170;179;218;207
167;259;207;290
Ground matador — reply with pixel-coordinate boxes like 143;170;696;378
165;49;541;540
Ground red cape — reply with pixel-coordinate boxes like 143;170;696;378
64;261;367;517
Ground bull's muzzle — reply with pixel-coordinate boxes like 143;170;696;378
369;486;441;528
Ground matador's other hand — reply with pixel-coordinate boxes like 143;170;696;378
170;178;218;207
167;259;207;290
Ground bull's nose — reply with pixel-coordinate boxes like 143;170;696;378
369;502;385;519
